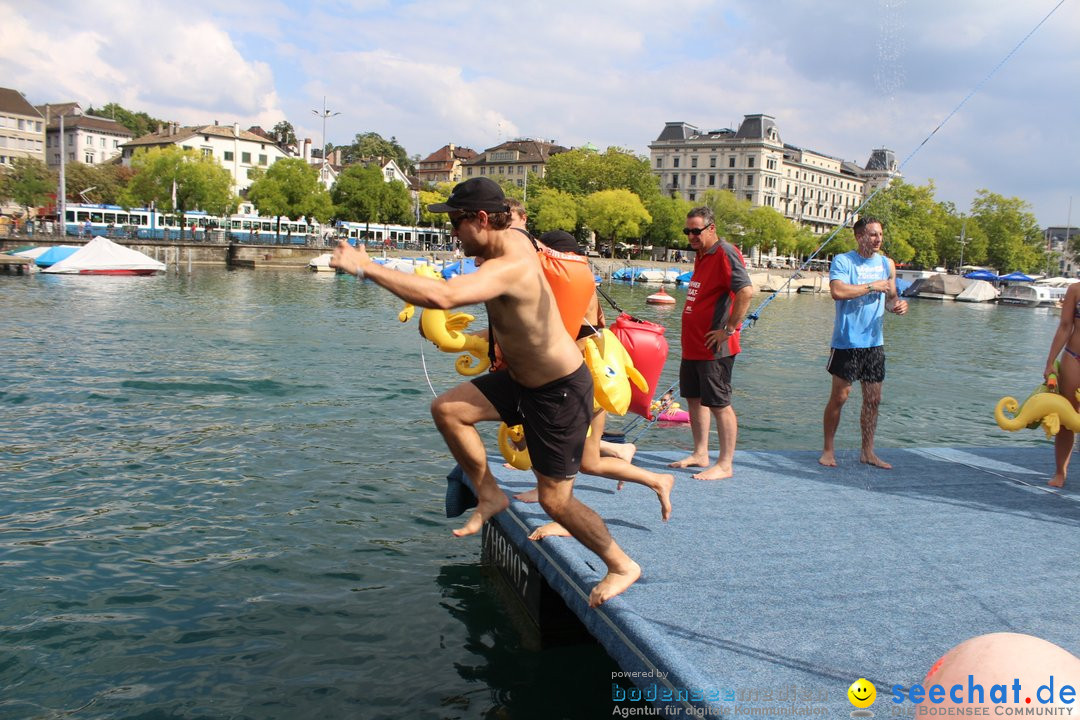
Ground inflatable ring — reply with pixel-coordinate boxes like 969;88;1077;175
498;423;531;471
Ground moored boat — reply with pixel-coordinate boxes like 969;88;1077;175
42;237;166;275
998;284;1065;307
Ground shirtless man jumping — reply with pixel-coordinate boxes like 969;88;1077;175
331;177;640;607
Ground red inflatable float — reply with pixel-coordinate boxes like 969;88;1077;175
611;313;669;420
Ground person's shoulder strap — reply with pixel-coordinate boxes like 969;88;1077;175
511;226;539;251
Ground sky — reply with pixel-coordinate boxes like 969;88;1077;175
2;0;1077;227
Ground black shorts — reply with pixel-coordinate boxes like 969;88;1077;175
827;346;886;383
472;364;593;479
679;356;736;409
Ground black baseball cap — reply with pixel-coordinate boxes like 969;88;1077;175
427;177;510;213
539;230;582;255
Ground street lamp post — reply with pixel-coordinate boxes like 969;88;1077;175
311;97;340;169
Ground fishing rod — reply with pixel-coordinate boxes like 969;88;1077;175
743;0;1067;331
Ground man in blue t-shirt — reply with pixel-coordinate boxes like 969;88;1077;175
819;217;908;469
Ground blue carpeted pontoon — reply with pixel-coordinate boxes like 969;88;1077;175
455;446;1080;716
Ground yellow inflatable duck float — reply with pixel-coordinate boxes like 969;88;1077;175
583;328;649;416
398;264;490;376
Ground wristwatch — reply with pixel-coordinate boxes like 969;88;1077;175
724;327;737;336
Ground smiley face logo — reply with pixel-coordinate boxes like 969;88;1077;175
848;678;876;708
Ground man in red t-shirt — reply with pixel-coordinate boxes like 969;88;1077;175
669;207;755;480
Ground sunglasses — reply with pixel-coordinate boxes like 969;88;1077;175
682;223;713;236
450;212;477;229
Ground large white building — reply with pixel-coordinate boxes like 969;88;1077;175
649;114;899;234
37;102;134;168
120;122;289;192
0;87;44;168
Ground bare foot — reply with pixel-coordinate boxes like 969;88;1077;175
1049;474;1066;488
451;493;510;537
818;450;837;467
589;560;642;608
616;481;625;491
514;488;539;502
692;464;732;481
860;453;892;469
605;442;637;463
654;474;675;521
528;522;570;540
669;453;709;469
502;462;526;471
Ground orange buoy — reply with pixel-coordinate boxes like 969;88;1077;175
646;288;676;305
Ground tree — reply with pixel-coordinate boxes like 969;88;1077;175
861;179;948;266
331;163;412;226
742;205;797;257
269;121;298;152
528;187;578;234
543;146;660;199
970;190;1043;273
642;193;692;249
579;189;652;258
341;132;413;174
64;163;135;205
86;102;169;138
246;157;333;242
0;157;55;219
699;189;751;242
120;146;237;238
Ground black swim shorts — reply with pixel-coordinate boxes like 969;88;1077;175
679;356;736;409
826;346;886;383
472;364;593;479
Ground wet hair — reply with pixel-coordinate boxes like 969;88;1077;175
687;206;715;227
486;210;512;230
505;197;526;222
854;216;883;236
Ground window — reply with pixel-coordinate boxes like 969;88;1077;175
113;139;119;149
708;174;716;186
689;174;696;186
655;157;663;168
202;148;212;158
224;151;233;161
745;193;752;202
673;157;680;168
727;175;735;189
53;153;60;163
691;157;698;168
729;156;735;168
100;137;106;148
258;154;267;165
747;175;753;186
242;152;251;163
69;152;75;161
710;157;716;168
747;157;755;168
85;152;94;163
67;134;73;146
466;167;473;176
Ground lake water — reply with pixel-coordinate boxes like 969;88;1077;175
0;269;1060;719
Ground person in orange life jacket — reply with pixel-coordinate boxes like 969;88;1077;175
819;217;907;469
331;177;640;607
513;230;674;534
668;207;755;481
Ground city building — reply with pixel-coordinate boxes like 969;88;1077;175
649;114;900;234
417;143;477;185
37;102;134;168
461;139;569;189
1045;226;1080;276
120;122;290;192
0;87;45;168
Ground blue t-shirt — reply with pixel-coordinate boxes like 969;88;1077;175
829;251;891;349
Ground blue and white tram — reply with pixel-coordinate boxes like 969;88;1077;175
335;220;453;251
62;203;325;244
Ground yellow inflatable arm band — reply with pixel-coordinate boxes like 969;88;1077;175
397;264;490;376
584;328;648;416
